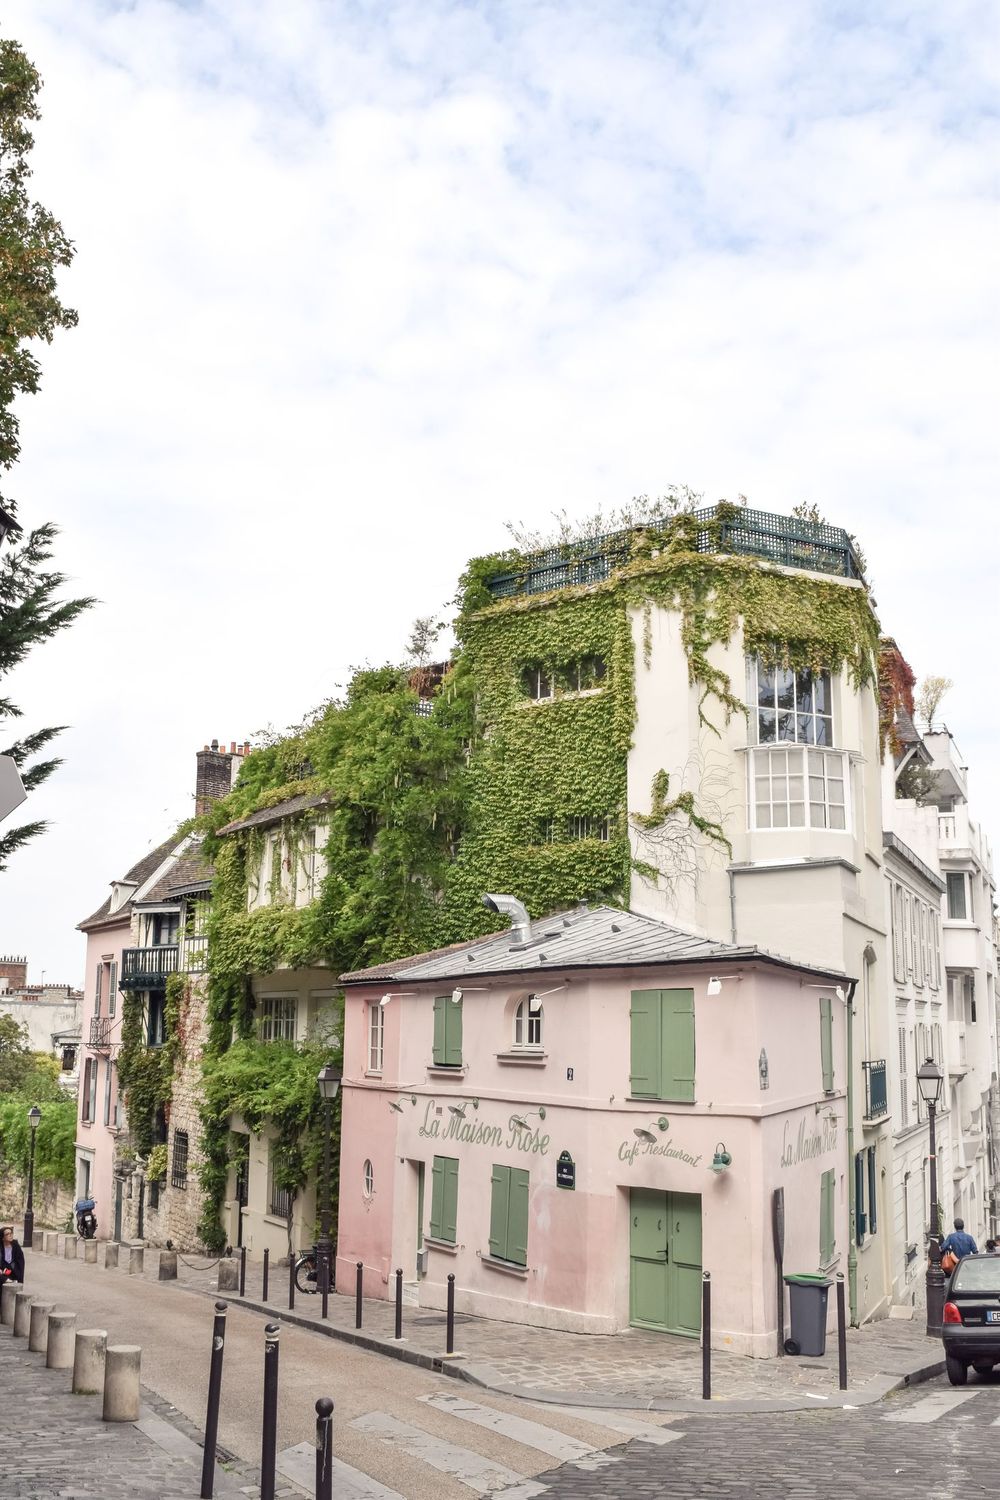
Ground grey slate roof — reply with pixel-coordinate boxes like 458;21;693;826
217;791;330;837
136;851;215;905
882;831;946;893
340;905;849;986
77;835;179;932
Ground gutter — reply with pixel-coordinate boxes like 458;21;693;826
844;977;859;1326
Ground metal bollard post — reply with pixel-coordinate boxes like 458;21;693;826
200;1302;228;1500
836;1273;848;1391
355;1261;363;1330
315;1396;334;1500
239;1245;246;1297
446;1274;456;1355
260;1324;280;1500
262;1248;269;1303
394;1268;403;1340
701;1272;711;1400
288;1254;295;1312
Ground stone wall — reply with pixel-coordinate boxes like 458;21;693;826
0;1173;74;1230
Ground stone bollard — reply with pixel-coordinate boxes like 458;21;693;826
104;1242;120;1270
64;1236;78;1261
84;1240;98;1265
28;1302;53;1353
128;1246;144;1276
1;1281;17;1326
73;1328;107;1394
103;1345;141;1421
157;1249;178;1281
13;1291;32;1337
217;1258;239;1293
47;1311;77;1370
42;1232;55;1255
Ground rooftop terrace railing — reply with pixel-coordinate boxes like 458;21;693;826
484;505;865;602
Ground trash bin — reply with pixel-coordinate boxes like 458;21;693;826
783;1274;832;1357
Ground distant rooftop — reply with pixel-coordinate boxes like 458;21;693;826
485;504;865;602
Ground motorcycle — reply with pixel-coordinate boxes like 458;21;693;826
75;1197;97;1239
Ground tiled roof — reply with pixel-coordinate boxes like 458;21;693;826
77;835;178;931
136;851;215;905
340;905;849;986
216;792;330;837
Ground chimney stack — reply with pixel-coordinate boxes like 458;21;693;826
195;738;248;817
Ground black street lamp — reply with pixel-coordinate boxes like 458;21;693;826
316;1063;343;1314
23;1105;41;1248
917;1056;945;1336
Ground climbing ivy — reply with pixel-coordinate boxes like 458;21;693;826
117;973;187;1160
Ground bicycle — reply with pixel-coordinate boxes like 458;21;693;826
293;1244;335;1296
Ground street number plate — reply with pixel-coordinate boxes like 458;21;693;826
986;1311;1000;1323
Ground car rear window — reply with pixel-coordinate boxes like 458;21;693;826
951;1259;1000;1292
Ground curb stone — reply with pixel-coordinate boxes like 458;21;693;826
181;1284;946;1415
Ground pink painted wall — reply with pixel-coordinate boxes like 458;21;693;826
75;920;130;1236
337;963;848;1357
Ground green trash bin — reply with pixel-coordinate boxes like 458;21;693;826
783;1274;832;1356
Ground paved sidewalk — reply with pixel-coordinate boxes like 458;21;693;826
0;1319;271;1499
164;1247;943;1414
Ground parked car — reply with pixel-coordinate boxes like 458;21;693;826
942;1254;1000;1384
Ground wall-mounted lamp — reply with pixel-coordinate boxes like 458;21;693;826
803;982;847;1001
634;1117;669;1142
388;1094;418;1114
379;992;416;1008
706;975;742;997
451;986;488;1004
711;1142;733;1174
448;1099;480;1119
530;984;567;1001
510;1107;546;1131
758;1049;769;1090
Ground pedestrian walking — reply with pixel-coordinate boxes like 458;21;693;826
940;1218;978;1273
1;1226;25;1284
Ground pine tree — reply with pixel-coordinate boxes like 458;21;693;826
0;40;93;868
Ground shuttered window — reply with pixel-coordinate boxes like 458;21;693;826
820;1168;836;1265
867;1147;877;1236
429;1156;459;1243
629;989;695;1102
820;996;834;1093
855;1152;866;1245
432;995;463;1067
108;960;118;1018
489;1164;529;1266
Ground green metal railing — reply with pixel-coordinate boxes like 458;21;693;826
485;505;865;601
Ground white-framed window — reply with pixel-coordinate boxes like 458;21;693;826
749;745;848;830
368;1001;384;1072
259;995;297;1043
363;1159;374;1199
751;660;832;746
946;872;971;921
513;997;543;1049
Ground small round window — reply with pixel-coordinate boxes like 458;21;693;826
363;1159;374;1199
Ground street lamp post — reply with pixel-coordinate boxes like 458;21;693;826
917;1057;945;1336
23;1105;41;1248
316;1064;343;1315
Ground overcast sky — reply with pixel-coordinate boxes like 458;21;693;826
1;0;997;983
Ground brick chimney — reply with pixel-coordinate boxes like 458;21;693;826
195;739;249;817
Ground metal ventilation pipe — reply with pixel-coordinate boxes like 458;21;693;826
482;893;531;946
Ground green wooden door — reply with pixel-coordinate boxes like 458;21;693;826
665;1191;702;1336
629;1188;669;1329
416;1161;425;1268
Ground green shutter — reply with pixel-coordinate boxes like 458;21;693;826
489;1164;510;1259
507;1167;529;1266
630;990;661;1097
820;1168;836;1264
445;997;463;1067
430;1156;445;1239
432;996;446;1065
867;1148;877;1236
854;1152;866;1245
819;996;834;1093
662;988;695;1103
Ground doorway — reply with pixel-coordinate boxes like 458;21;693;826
629;1187;702;1336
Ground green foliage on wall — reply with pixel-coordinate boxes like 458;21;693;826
117;973;188;1159
0;1092;76;1186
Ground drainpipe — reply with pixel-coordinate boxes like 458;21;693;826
845;978;859;1327
728;869;738;944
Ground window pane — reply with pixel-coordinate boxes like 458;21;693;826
776;668;795;710
797;714;815;743
789;802;806;826
810;802;827;827
813;672;830;714
773;804;788;827
788;775;803;799
795;669;814;713
829;804;846;829
814;715;831;746
946;873;967;920
757;662;776;704
777;713;797;741
828;779;845;804
756;803;772;827
758;710;776;743
514;1002;524;1046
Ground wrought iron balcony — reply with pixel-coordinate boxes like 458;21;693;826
120;945;179;990
485;505;865;602
862;1059;889;1121
89;1015;113;1050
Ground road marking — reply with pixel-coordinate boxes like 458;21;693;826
529;1405;685;1446
419;1392;597;1461
351;1411;527;1494
884;1389;980;1423
277;1442;406;1499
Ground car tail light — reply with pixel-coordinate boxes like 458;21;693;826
943;1302;963;1324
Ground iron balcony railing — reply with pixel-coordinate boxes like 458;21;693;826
485;504;865;602
89;1016;113;1049
863;1059;889;1121
120;945;179;989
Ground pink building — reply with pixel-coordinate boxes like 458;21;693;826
338;902;852;1359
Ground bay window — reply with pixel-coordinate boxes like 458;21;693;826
748;659;849;831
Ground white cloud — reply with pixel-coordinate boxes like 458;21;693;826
0;0;996;977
